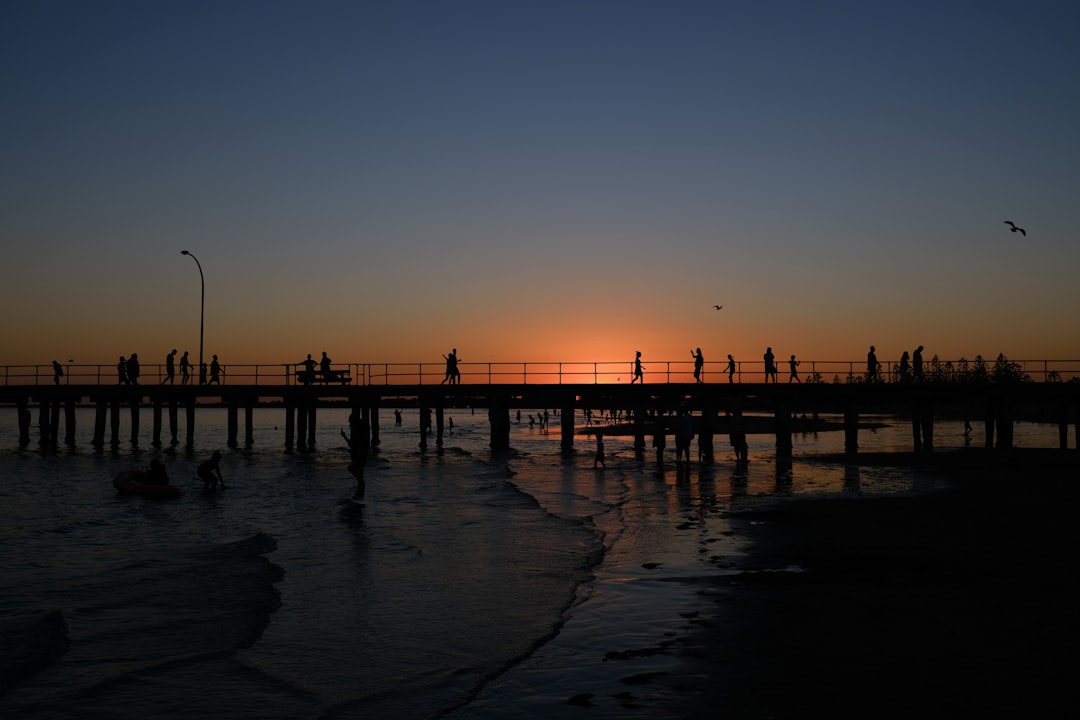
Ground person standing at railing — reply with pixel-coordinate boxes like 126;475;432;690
788;355;801;383
763;347;777;383
631;351;644;384
913;345;925;381
899;351;911;382
691;348;704;383
162;349;177;385
128;353;141;387
117;356;129;385
180;351;192;385
298;354;316;385
52;360;64;385
320;351;334;382
727;354;736;383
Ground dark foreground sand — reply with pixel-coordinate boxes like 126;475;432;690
654;449;1077;719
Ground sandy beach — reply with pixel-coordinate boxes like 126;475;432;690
652;448;1077;719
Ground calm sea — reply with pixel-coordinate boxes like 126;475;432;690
0;405;1060;718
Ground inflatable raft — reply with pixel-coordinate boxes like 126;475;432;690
113;470;182;498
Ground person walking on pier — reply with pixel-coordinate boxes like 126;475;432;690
208;355;223;384
117;356;129;385
52;360;64;386
763;347;777;383
198;451;225;490
180;351;192;385
162;349;177;384
727;354;736;383
867;345;880;383
913;345;925;381
788;354;801;383
127;353;140;386
441;348;460;384
631;351;644;384
691;348;705;383
899;351;911;382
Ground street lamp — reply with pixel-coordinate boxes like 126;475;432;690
180;250;204;385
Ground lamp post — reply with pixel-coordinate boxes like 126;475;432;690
180;250;204;385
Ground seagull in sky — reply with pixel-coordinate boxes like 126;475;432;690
713;305;723;310
1004;221;1026;236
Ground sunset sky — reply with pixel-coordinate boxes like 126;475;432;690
3;1;1078;377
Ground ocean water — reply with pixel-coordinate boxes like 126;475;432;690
0;405;1061;718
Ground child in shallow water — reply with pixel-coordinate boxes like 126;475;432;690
198;451;225;490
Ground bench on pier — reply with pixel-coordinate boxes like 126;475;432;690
295;368;352;386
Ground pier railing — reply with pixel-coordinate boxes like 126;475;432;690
3;359;1079;387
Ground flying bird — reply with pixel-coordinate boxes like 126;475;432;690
1004;221;1026;236
713;305;723;310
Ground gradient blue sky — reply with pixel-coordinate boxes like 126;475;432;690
3;0;1078;372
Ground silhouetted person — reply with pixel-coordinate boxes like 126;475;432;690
145;458;170;486
441;348;460;384
52;360;63;385
394;409;402;426
198;450;224;490
208;355;223;384
299;354;316;385
127;353;140;386
593;432;606;469
899;351;911;382
727;354;736;383
913;345;924;381
117;356;129;385
199;362;208;385
180;351;192;385
788;355;801;383
867;345;880;382
162;349;177;384
320;351;334;381
631;351;644;384
691;347;704;383
763;347;777;383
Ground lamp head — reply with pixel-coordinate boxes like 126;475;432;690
181;250;190;255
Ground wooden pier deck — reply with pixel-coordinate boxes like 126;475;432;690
3;380;1077;455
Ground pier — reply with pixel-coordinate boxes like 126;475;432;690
2;357;1078;455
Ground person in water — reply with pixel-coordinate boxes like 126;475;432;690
145;458;170;486
198;451;225;490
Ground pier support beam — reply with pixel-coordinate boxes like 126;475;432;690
307;404;317;448
369;402;380;447
168;401;179;445
152;400;162;447
49;401;61;446
64;401;76;446
911;395;934;452
185;400;196;448
92;400;106;446
296;404;309;451
844;401;858;454
774;399;793;457
698;402;715;464
245;403;254;446
419;399;429;451
284;402;295;450
436;400;444;448
110;400;121;446
129;399;140;445
227;402;239;447
38;401;51;445
489;393;511;452
561;401;575;452
17;398;31;447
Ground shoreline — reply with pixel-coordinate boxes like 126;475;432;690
650;449;1077;718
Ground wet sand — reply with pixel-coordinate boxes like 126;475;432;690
653;449;1078;719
